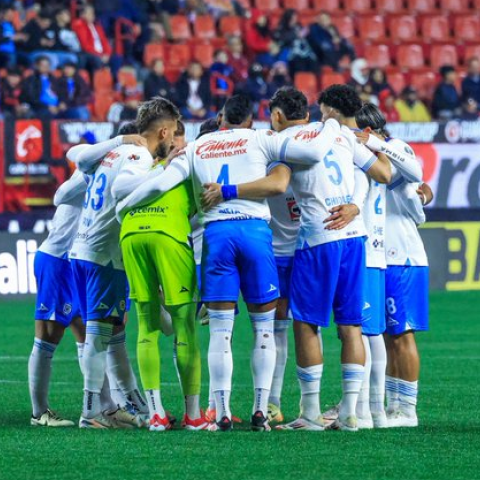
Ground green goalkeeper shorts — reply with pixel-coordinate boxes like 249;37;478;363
121;232;198;305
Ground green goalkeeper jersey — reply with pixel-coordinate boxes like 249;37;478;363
120;163;196;245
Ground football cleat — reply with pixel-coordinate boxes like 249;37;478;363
31;409;74;427
105;407;142;428
387;411;418;428
276;416;325;431
149;413;172;432
372;411;389;428
79;413;124;429
267;403;284;423
207;415;233;432
182;412;209;431
356;414;374;430
251;410;271;432
205;407;242;424
323;404;340;428
330;415;358;432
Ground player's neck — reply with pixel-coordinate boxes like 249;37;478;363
343;117;357;129
143;134;159;157
279;119;309;132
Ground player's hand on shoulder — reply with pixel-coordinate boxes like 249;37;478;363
323;204;360;230
354;131;370;144
322;107;343;124
122;134;148;148
417;182;434;206
201;183;223;211
164;146;185;168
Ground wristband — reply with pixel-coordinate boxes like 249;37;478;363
221;184;238;201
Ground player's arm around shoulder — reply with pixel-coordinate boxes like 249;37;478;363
53;169;88;207
352;132;392;184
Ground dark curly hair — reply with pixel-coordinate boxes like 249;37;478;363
318;84;362;118
117;121;138;135
136;96;180;134
269;86;309;121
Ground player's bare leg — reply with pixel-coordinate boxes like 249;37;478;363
385;331;419;427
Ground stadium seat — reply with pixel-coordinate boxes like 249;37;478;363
358;15;386;41
464;45;480;62
78;69;91;86
406;0;438;13
93;92;115;121
144;43;165;67
311;0;341;12
192;43;214;68
164;67;182;83
396;44;425;68
439;0;470;11
388;15;418;42
219;16;243;36
283;0;310;9
430;44;458;69
344;0;372;12
453;15;480;43
93;68;113;91
364;44;391;68
166;44;191;69
253;0;279;10
421;16;451;42
331;16;355;40
236;0;251;8
117;68;137;89
169;15;191;41
409;70;437;99
387;71;406;94
320;71;345;90
299;12;318;27
376;0;405;13
294;72;318;104
193;15;216;40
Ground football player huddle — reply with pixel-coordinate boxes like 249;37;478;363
28;84;431;432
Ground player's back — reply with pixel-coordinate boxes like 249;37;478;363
71;144;153;268
187;128;276;224
286;122;366;248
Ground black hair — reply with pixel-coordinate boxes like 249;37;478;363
318;84;362;118
269;86;308;121
175;120;185;137
440;65;455;78
136;96;180;133
196;118;219;139
35;55;51;65
278;9;296;30
223;94;253;126
118;121;138;135
355;102;390;137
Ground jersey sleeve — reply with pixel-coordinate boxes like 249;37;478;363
53;169;88;207
366;135;423;183
353;140;378;173
397;182;426;225
111;147;154;201
67;136;124;173
352;167;369;213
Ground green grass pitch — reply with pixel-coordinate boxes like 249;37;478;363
0;291;479;480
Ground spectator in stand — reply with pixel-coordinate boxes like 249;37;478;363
241;62;269;115
107;87;142;122
368;68;393;97
245;9;278;64
226;35;248;84
307;12;355;70
460;97;479;121
205;0;236;19
273;9;302;55
0;67;31;118
19;55;59;118
176;60;212;120
378;89;400;123
266;61;292;97
55;61;92;121
73;5;113;75
143;59;175;100
394;86;431;122
0;5;27;68
462;57;480;109
50;7;81;66
432;65;461;120
210;49;234;109
349;58;370;95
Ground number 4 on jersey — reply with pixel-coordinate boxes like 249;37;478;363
216;164;230;185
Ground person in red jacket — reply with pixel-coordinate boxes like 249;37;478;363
73;5;112;75
244;9;276;61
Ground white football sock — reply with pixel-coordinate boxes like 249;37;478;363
339;363;365;419
250;310;276;416
106;371;125;407
76;342;85;375
369;335;387;414
356;336;372;419
185;394;201;419
269;318;291;407
82;321;113;418
297;364;323;421
398;379;418;418
385;375;400;414
100;374;117;412
107;331;138;395
145;389;165;417
208;309;234;422
208;383;215;410
28;338;57;418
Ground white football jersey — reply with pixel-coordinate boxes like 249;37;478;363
284;123;377;249
268;185;300;258
70;144;154;268
384;138;428;267
39;170;86;258
189;214;204;266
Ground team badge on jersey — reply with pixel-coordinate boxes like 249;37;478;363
287;197;301;222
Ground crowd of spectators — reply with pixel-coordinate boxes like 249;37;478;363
0;1;478;123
